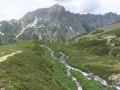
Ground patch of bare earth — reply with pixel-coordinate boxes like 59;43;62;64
0;51;22;62
109;73;120;85
102;35;116;45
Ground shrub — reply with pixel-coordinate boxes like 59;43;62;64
91;30;104;35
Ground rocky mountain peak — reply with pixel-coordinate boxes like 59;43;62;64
105;12;117;15
104;12;117;17
49;4;65;13
50;4;64;9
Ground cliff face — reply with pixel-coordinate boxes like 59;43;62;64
19;4;86;42
76;12;120;32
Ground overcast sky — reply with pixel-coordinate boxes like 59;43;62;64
0;0;120;21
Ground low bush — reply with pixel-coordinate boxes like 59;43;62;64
91;30;104;35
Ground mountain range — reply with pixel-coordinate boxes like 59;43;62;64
0;4;120;44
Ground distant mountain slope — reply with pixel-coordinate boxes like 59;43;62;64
0;4;120;44
0;20;21;45
75;21;120;41
76;12;120;31
19;4;86;42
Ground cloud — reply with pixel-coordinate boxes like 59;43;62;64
0;0;57;21
94;0;120;14
0;0;120;21
81;0;101;13
58;0;101;13
55;0;120;14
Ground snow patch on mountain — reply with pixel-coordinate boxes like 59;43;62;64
0;31;4;35
70;26;73;32
31;16;38;27
16;16;39;38
39;34;42;40
77;32;80;35
9;22;13;26
16;27;26;38
70;26;76;36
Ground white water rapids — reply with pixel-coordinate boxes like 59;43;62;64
45;46;120;90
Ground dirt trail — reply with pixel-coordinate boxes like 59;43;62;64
0;51;22;62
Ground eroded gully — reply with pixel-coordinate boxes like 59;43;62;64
45;46;120;90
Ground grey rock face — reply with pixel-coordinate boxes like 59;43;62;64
0;20;21;45
76;12;120;32
1;4;120;43
19;4;86;42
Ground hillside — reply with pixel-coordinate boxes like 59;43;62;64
75;21;120;40
0;40;78;90
48;21;120;88
0;40;116;90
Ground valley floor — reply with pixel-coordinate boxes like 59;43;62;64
0;40;119;90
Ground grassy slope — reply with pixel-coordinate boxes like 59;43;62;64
43;47;77;90
48;42;115;89
0;40;76;90
48;28;120;84
70;70;114;90
0;40;35;57
74;22;120;41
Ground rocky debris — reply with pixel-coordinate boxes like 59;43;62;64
109;74;120;85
